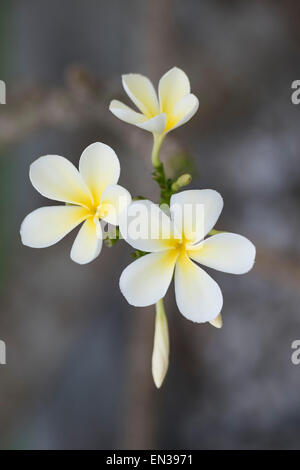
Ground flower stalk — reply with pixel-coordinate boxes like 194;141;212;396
151;134;165;168
151;134;170;388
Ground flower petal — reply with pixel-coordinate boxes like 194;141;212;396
109;100;148;125
79;142;120;207
174;253;223;323
122;74;160;117
119;200;177;252
30;155;92;208
109;100;166;134
136;113;166;134
70;217;102;264
170;189;223;242
119;250;178;307
159;67;190;115
20;205;89;248
166;93;199;132
188;232;256;274
99;184;131;225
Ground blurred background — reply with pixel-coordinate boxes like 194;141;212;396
0;0;300;450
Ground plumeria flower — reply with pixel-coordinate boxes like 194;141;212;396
119;190;255;323
20;142;131;264
109;67;199;136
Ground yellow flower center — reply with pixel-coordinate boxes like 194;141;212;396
174;239;188;254
85;202;110;224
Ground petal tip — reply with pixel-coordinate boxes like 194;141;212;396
242;242;256;274
153;376;163;389
109;99;118;111
210;313;223;329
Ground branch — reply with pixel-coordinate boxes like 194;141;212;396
0;66;116;147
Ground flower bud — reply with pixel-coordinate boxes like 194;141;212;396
171;174;192;192
209;313;223;329
152;301;169;388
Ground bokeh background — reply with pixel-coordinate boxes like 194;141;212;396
0;0;300;450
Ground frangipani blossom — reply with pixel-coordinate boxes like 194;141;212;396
109;67;199;136
21;142;131;264
119;190;256;323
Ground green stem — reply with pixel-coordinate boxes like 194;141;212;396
151;134;165;168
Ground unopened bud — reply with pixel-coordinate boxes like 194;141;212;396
152;301;169;388
171;174;192;192
210;313;223;329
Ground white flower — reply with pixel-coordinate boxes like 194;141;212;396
109;67;199;136
20;142;131;264
119;190;256;323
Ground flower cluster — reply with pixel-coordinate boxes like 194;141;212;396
21;67;255;388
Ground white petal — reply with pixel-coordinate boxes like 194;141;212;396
122;74;159;117
136;113;166;134
119;199;177;252
109;100;166;134
188;232;256;274
99;184;131;225
20;205;89;248
79;142;120;207
170;189;223;242
109;100;148;125
120;250;178;307
70;217;102;264
166;93;199;133
30;155;92;208
159;67;190;115
174;254;223;323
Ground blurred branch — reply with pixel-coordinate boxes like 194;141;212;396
0;66;116;147
0;65;185;175
145;0;176;78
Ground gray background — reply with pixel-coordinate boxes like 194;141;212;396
0;0;299;449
